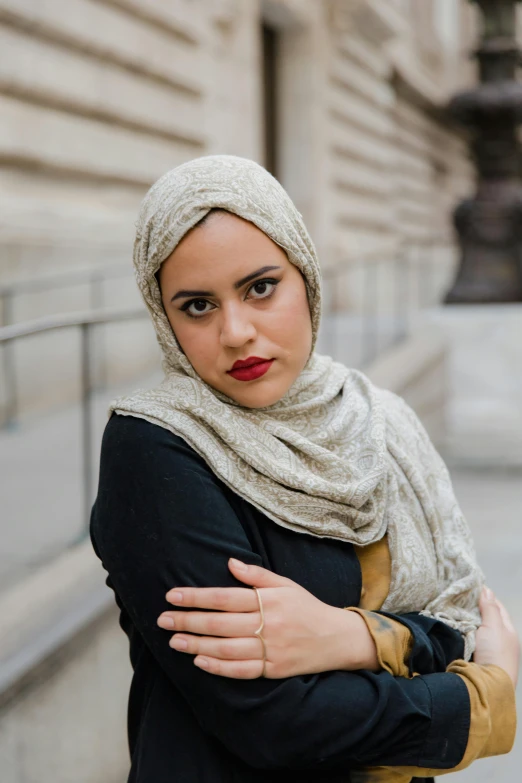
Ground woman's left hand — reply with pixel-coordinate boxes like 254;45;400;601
157;558;378;679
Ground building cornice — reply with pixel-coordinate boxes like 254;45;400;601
327;0;406;45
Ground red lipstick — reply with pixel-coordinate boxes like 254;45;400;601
227;356;274;382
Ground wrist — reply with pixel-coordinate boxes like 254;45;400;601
328;607;379;672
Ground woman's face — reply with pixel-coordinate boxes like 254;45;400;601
158;211;313;408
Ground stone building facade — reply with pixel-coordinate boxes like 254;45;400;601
0;0;479;416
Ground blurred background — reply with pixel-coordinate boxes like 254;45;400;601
0;1;521;781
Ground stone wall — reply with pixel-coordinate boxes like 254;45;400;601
0;1;210;272
0;0;476;421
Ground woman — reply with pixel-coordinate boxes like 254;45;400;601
91;155;518;783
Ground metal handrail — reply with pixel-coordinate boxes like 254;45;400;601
0;264;134;424
318;241;456;366
0;307;149;529
0;264;130;299
320;237;452;278
0;307;146;342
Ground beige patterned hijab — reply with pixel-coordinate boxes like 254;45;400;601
111;155;482;658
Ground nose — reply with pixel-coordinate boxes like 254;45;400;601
219;302;257;348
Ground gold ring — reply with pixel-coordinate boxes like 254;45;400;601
253;586;267;677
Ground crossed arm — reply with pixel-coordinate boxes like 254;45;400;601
156;533;468;681
156;554;518;782
92;415;517;777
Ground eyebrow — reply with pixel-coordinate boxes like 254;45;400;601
170;265;283;303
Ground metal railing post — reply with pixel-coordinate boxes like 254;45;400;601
90;273;107;391
395;247;408;343
362;258;378;366
0;263;132;428
1;291;18;428
0;308;148;542
422;239;435;310
80;322;93;534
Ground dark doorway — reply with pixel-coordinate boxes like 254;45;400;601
261;23;279;179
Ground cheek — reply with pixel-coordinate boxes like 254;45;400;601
175;325;209;360
165;314;211;367
275;287;312;349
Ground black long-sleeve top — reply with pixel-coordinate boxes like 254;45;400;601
90;414;471;783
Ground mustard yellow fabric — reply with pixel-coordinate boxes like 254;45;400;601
385;662;517;779
354;535;391;612
350;534;412;679
349;770;412;783
350;537;517;783
349;607;412;680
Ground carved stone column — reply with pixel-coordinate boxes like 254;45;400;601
445;0;522;303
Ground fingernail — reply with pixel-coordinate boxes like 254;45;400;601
167;591;183;604
485;587;493;600
170;636;187;650
229;558;247;572
195;657;209;669
157;616;174;629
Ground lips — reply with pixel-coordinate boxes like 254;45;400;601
229;356;270;371
227;357;275;382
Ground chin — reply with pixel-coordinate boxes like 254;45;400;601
228;382;289;409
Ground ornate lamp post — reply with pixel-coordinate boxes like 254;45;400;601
445;0;522;303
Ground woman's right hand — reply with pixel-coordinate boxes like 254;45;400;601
473;587;520;687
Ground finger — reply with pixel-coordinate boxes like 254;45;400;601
194;655;264;679
158;610;260;637
495;598;517;633
169;634;263;660
479;586;495;606
228;559;295;588
165;586;258;612
479;587;502;624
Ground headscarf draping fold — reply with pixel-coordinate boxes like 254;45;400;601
111;155;483;658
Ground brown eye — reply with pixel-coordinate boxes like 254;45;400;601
248;279;278;299
182;299;216;319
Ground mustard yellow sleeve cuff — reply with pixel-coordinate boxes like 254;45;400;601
385;661;517;778
347;608;413;679
449;661;517;761
349;768;412;783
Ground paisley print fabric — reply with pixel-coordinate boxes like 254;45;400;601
110;155;483;658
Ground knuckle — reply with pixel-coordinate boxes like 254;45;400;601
239;662;257;679
173;613;186;630
185;635;198;653
213;589;230;610
220;640;235;658
269;661;285;679
207;615;221;635
268;613;284;634
185;613;202;632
